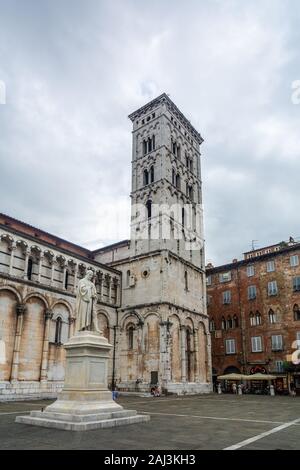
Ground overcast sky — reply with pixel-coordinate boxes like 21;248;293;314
1;0;300;266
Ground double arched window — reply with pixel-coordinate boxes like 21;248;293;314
250;311;262;326
143;136;155;155
143;166;154;186
268;309;277;324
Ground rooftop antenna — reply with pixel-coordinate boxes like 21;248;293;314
251;240;258;251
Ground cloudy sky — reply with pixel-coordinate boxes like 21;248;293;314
1;0;300;265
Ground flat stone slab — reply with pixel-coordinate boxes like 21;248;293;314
16;411;150;431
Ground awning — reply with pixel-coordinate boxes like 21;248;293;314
243;373;277;381
217;373;244;380
217;372;278;381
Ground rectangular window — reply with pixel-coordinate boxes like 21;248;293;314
223;290;231;304
248;285;257;300
272;335;283;351
268;281;278;296
206;275;212;286
275;361;284;373
247;265;255;277
266;260;275;272
225;339;236;354
251;336;263;352
219;271;231;283
293;277;300;292
290;255;299;267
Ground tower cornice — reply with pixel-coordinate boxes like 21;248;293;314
128;93;204;145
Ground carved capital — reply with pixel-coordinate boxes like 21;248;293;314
68;317;76;325
16;304;26;316
45;309;53;320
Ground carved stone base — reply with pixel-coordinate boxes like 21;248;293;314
16;331;149;431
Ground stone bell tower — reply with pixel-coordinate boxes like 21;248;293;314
128;93;205;270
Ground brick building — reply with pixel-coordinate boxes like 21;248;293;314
206;239;300;394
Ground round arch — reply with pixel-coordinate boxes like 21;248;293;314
24;292;49;309
51;299;73;317
0;285;22;304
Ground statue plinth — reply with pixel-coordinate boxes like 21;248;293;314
16;331;149;431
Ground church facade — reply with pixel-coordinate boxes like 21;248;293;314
0;94;212;400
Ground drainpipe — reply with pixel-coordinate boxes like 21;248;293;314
236;265;247;373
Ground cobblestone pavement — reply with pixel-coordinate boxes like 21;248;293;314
0;394;299;450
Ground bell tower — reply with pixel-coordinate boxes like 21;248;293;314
128;93;205;269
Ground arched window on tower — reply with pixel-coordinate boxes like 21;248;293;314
148;137;152;153
150;166;154;183
172;168;176;185
176;173;181;190
152;135;155;150
184;270;188;290
250;311;255;326
55;317;62;344
233;315;239;328
177;144;181;159
146;200;152;219
182;207;185;227
27;258;33;280
143;169;149;186
143;140;147;155
221;316;226;330
227;316;233;329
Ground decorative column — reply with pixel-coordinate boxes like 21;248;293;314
73;264;78;293
108;276;112;304
99;273;104;302
115;279;121;306
37;252;44;283
62;263;67;290
160;320;172;386
50;259;55;286
9;242;17;276
68;317;76;338
180;326;186;383
40;309;53;385
23;247;30;279
10;304;26;382
193;328;200;382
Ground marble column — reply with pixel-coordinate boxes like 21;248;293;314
37;252;43;283
40;309;53;384
62;265;67;290
160;321;172;385
180;326;186;383
193;328;200;382
99;273;104;302
23;247;30;279
50;260;55;286
73;264;78;293
10;304;26;382
9;242;16;276
68;317;76;338
115;279;121;306
108;276;112;304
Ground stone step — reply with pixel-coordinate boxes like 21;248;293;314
16;413;150;431
30;409;137;423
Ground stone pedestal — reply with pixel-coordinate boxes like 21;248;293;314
16;331;149;431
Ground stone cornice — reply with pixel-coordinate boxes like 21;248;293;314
128;93;204;145
121;301;208;320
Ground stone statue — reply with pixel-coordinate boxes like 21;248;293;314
75;270;100;333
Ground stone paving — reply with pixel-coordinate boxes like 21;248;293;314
0;394;299;450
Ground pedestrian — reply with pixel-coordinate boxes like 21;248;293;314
232;383;237;394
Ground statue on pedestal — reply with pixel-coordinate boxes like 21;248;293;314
75;269;101;333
